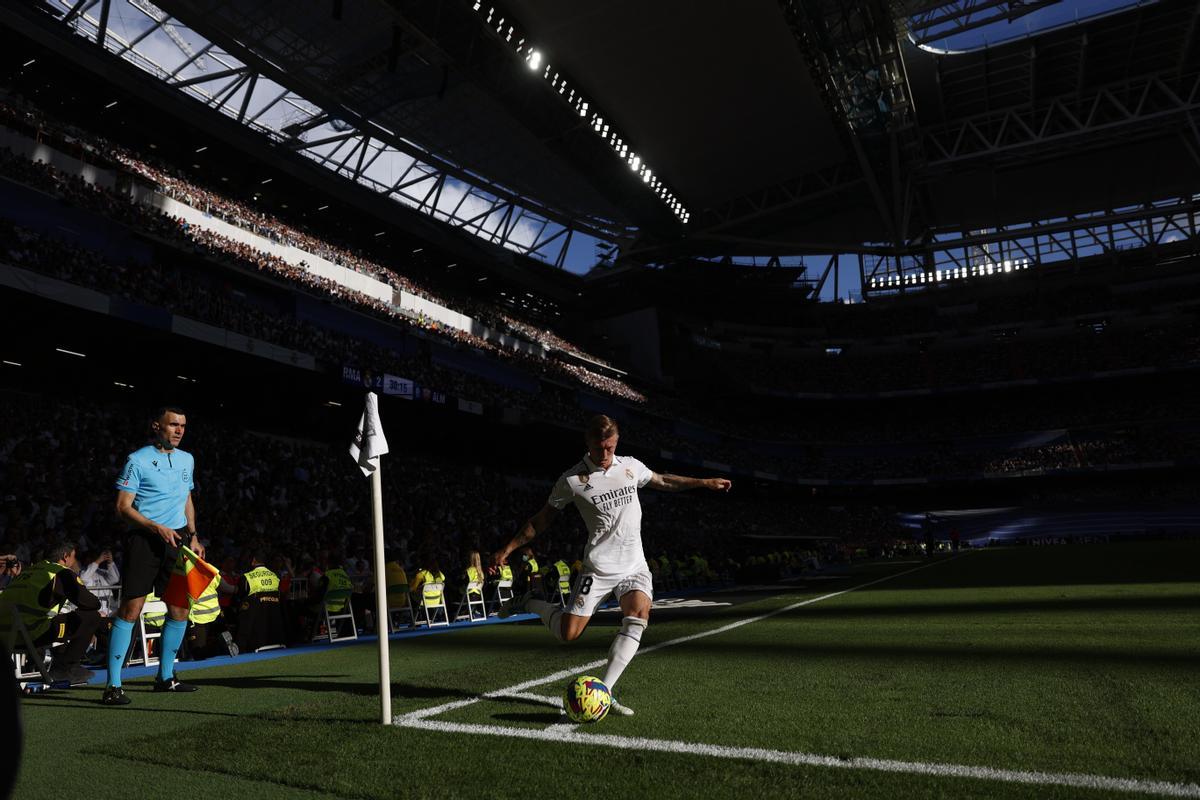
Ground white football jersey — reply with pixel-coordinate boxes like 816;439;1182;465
548;454;653;575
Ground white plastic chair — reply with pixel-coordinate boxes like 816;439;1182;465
453;580;487;622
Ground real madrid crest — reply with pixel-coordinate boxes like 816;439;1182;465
625;468;635;480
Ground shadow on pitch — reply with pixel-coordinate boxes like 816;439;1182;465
491;711;562;725
178;674;479;701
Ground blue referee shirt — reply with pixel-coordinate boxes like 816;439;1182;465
115;445;195;530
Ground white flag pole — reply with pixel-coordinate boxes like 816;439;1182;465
370;459;391;725
349;391;392;725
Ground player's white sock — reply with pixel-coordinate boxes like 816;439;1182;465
602;616;647;689
527;598;566;642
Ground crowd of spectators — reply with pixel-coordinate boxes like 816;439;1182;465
0;92;643;400
5;208;1200;480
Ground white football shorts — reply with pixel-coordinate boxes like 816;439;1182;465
565;566;654;618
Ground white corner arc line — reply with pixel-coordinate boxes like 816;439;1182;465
397;558;954;723
501;691;563;709
400;718;1200;799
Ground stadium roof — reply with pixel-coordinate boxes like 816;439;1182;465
9;0;1200;275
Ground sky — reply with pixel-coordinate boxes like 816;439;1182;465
914;0;1154;53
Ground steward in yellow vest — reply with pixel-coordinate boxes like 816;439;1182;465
185;571;240;660
516;548;539;595
0;542;101;686
234;555;286;653
143;589;166;628
465;565;484;597
410;568;446;605
188;574;222;625
552;560;572;597
241;565;281;598
323;567;353;613
385;560;409;608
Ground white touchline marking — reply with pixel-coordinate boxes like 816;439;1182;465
392;555;1200;795
400;718;1200;798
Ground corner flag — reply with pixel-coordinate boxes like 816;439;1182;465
350;391;393;724
349;391;389;476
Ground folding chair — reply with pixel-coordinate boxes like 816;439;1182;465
488;574;514;616
554;572;572;609
6;606;51;685
453;579;487;622
409;581;449;628
321;588;357;643
126;598;166;668
387;583;414;632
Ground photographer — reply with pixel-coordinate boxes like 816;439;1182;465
80;546;121;616
0;554;21;590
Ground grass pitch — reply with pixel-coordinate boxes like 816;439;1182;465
14;541;1200;799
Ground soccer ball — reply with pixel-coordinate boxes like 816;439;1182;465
562;675;612;723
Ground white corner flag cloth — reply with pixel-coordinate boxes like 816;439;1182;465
349;391;389;476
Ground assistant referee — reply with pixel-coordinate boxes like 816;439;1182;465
103;406;204;706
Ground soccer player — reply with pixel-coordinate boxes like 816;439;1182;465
103;406;204;706
492;415;730;709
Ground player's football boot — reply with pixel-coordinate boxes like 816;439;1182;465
609;697;635;716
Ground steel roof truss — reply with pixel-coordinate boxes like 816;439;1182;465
922;70;1200;167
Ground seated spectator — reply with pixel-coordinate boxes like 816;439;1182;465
79;544;120;617
409;552;447;620
0;541;101;686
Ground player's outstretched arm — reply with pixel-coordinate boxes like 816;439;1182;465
491;503;559;567
646;473;732;493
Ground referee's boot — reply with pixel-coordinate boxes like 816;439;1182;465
101;686;131;706
153;676;199;693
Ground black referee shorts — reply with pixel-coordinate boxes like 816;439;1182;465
121;528;188;600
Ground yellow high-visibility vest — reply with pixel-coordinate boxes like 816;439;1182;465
465;566;483;597
244;566;280;596
0;560;64;640
386;561;409;606
417;569;445;604
324;568;353;613
553;560;571;593
188;574;222;625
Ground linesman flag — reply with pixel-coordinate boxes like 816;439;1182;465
162;545;220;608
349;391;389;476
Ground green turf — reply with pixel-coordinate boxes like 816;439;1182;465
13;541;1200;799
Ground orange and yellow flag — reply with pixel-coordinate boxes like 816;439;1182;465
162;545;219;608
